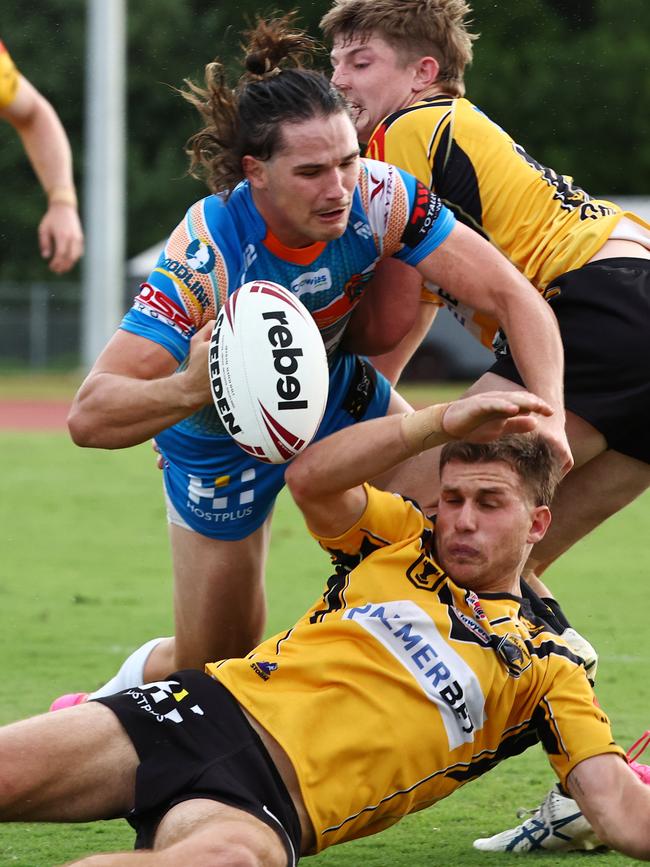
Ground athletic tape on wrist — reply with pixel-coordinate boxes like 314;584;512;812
47;185;78;209
401;402;450;454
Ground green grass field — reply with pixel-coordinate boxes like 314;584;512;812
1;375;649;865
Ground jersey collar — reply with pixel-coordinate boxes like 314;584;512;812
263;227;327;265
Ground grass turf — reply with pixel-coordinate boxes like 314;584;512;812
0;379;648;865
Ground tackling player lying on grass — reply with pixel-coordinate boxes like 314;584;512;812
56;14;569;711
2;390;650;866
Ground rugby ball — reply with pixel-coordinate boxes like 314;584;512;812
209;279;329;463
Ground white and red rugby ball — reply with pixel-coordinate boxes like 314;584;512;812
209;279;329;464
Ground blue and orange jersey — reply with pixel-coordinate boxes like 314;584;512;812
121;158;455;438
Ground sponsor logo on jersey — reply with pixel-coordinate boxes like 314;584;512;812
134;283;193;335
513;143;590;212
185;470;255;522
353;220;373;239
579;201;617;220
401;180;443;248
406;552;446;591
369;171;385;202
158;258;210;309
251;661;278;681
342;270;373;303
290;268;332;296
125;680;205;724
344;599;486;749
451;606;491;644
186;238;216;273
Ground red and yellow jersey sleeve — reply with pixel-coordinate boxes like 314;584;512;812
0;40;19;109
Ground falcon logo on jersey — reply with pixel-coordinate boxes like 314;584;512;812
402;181;443;248
494;633;532;679
135;284;193;335
186;238;216;274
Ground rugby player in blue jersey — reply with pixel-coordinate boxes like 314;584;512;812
55;15;568;705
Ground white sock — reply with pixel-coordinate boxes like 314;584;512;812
89;636;170;699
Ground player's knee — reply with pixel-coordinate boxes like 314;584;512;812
174;824;286;867
202;841;265;867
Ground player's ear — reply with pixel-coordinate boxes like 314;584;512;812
527;505;551;545
413;56;440;91
242;154;267;189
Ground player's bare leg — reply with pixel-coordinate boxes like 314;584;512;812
0;702;137;822
66;800;289;866
143;518;273;681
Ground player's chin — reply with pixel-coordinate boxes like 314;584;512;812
312;211;349;240
442;556;484;586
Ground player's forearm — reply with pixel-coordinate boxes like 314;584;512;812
286;406;447;506
68;371;208;449
14;89;77;205
498;289;565;416
568;756;650;860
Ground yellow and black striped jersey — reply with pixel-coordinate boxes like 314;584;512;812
208;486;624;853
366;96;650;348
0;41;19;108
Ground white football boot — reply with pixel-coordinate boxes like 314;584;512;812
473;784;603;852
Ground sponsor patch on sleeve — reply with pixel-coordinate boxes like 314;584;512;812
401;180;444;248
133;283;194;336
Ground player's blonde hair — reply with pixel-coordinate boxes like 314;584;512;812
320;0;478;97
440;434;560;507
181;13;347;195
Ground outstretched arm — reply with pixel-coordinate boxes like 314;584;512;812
285;390;553;538
67;323;214;449
414;222;571;473
567;754;650;860
1;74;83;273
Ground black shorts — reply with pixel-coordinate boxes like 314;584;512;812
490;258;650;463
94;670;301;865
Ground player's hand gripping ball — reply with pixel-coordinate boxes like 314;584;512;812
209;280;329;463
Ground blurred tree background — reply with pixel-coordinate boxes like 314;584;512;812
0;0;648;282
